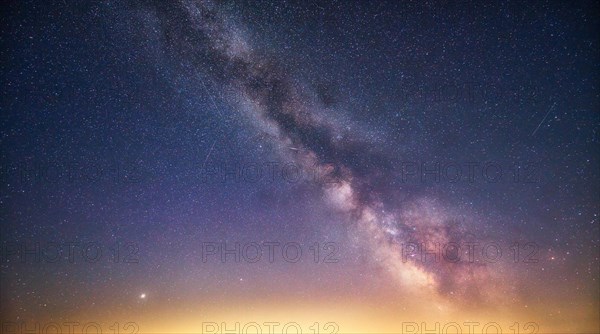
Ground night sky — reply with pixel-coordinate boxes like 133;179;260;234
1;0;599;333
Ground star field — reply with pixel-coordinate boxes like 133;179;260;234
1;1;598;333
